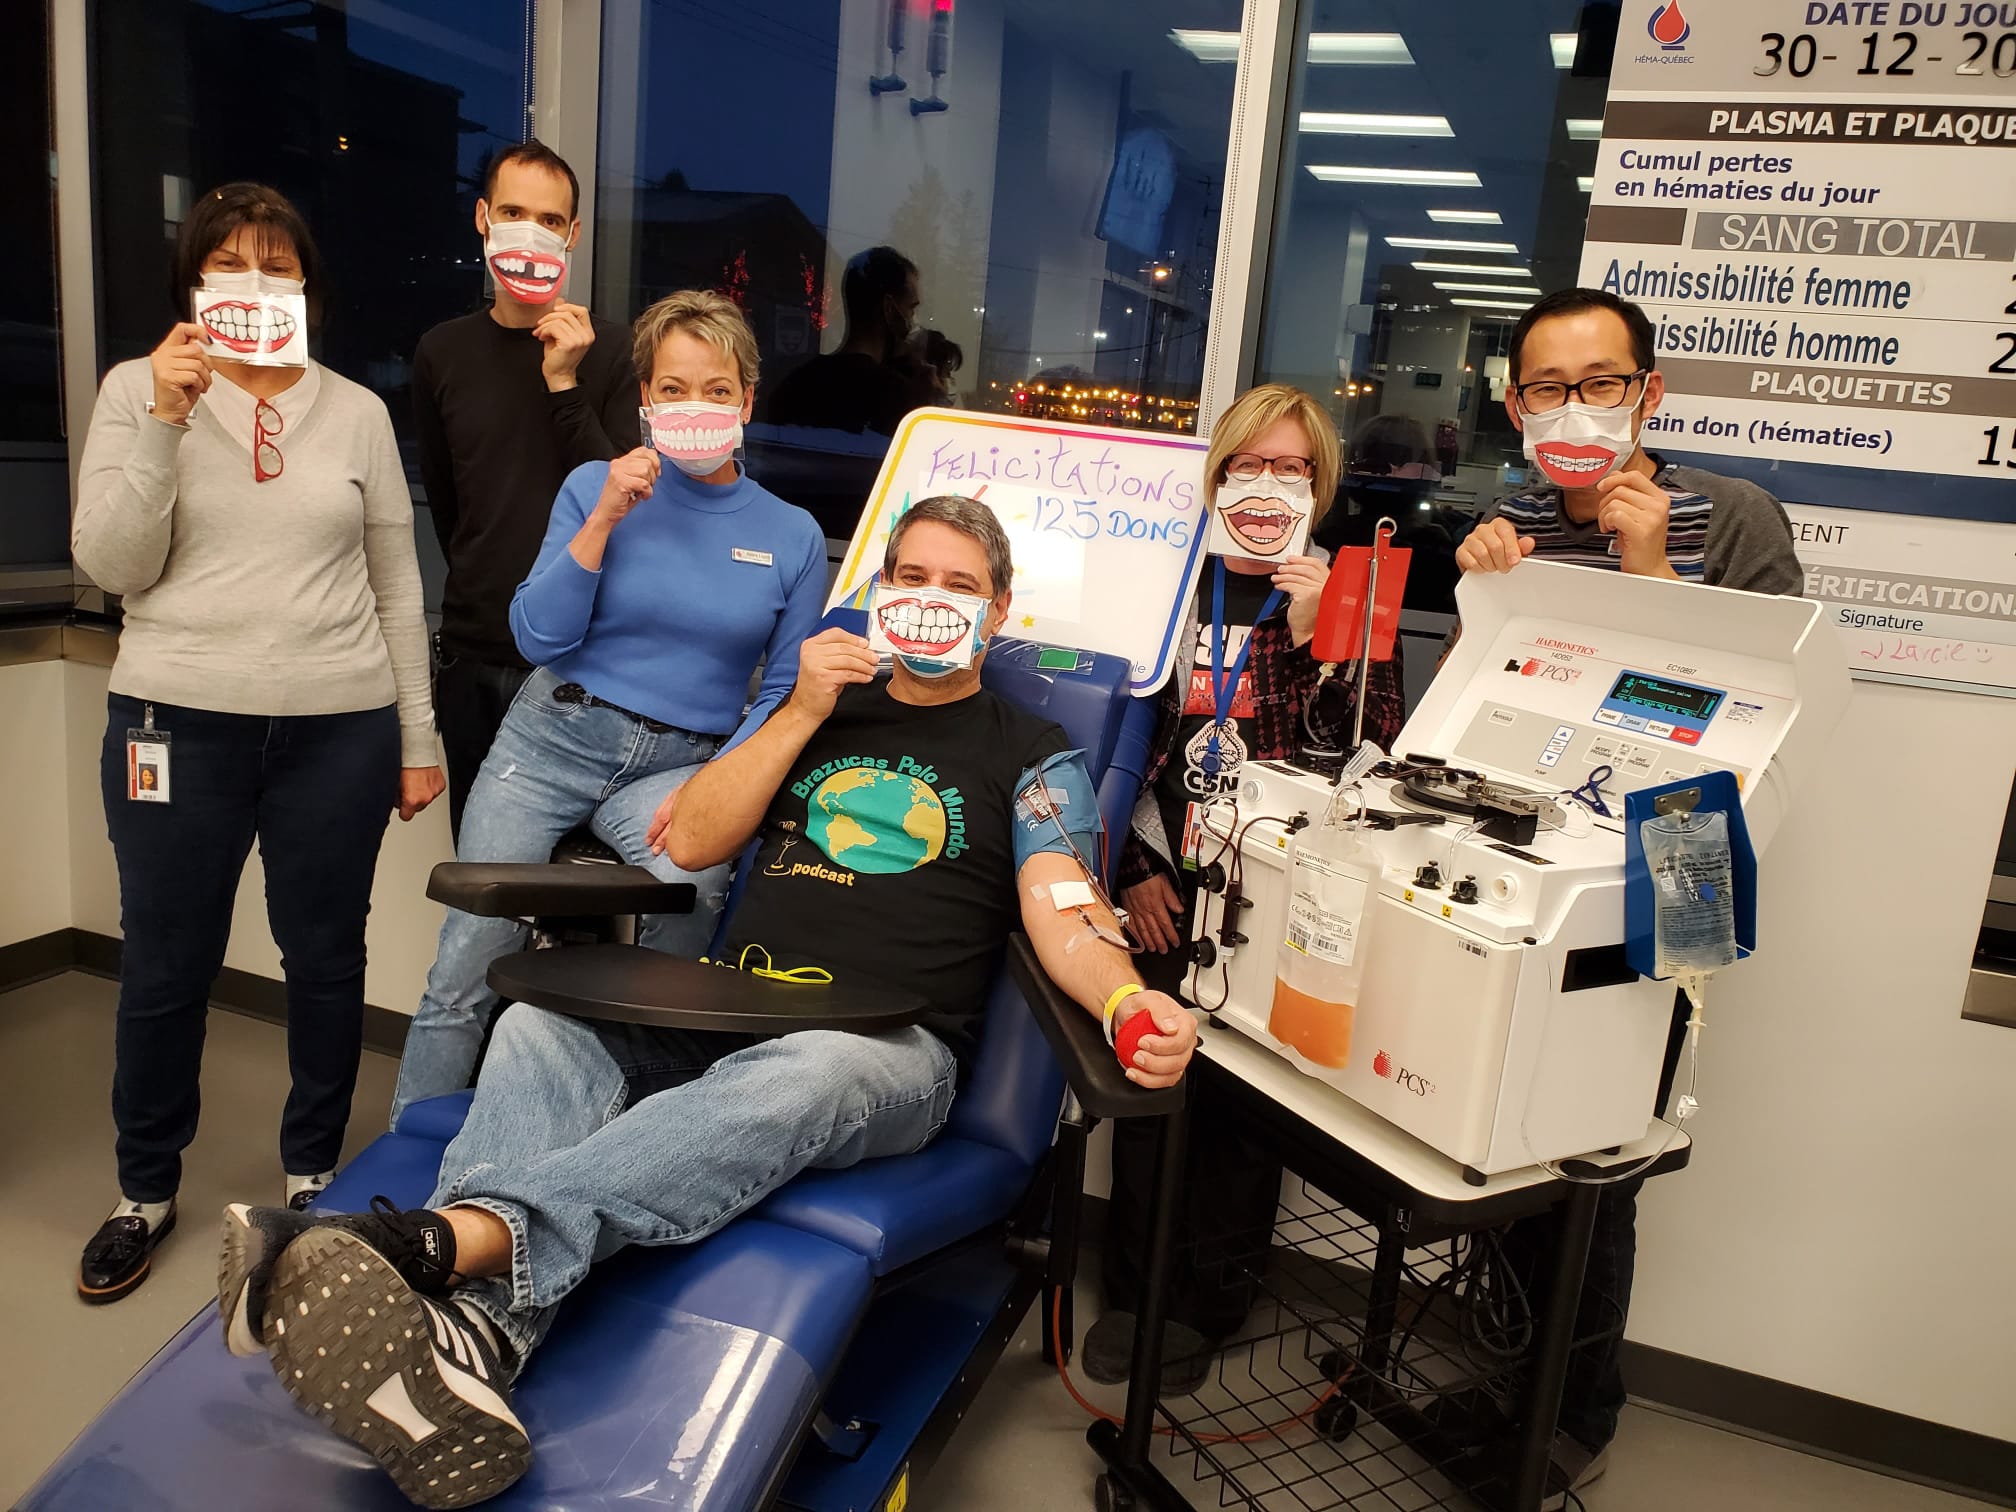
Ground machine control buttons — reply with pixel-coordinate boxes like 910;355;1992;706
1553;724;1575;742
1619;714;1648;731
1671;728;1701;745
1489;707;1517;727
1621;746;1657;775
1539;751;1561;767
1588;738;1617;761
1643;720;1675;739
1593;709;1623;726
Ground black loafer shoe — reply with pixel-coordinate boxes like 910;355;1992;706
79;1207;177;1304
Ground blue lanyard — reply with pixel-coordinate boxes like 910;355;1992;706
1207;557;1285;737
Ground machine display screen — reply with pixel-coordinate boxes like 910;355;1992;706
1607;672;1723;721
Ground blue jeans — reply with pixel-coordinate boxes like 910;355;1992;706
428;1003;957;1368
389;668;732;1125
100;696;399;1200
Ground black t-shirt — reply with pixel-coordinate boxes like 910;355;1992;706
1153;569;1279;870
412;307;637;664
726;681;1069;1071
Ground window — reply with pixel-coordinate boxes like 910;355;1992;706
594;0;1242;537
1;0;67;606
90;0;536;468
1252;0;1616;657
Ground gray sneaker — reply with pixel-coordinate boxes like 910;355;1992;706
261;1225;530;1509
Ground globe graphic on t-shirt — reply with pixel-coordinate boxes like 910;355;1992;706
804;767;947;874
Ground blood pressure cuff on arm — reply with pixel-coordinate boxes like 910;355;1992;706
1011;748;1102;870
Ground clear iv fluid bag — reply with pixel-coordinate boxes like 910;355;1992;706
1270;799;1382;1069
1642;809;1737;977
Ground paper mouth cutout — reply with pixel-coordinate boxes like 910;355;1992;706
647;411;740;458
488;248;566;303
1213;493;1309;558
875;595;975;658
1530;442;1620;487
865;582;988;669
197;300;299;355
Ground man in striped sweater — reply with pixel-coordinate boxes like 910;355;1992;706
1453;289;1800;1507
1456;287;1801;595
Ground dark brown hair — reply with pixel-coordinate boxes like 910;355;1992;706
482;139;580;220
172;182;325;328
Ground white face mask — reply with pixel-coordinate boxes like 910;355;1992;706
1520;398;1641;489
641;401;744;477
483;218;569;305
1204;472;1314;561
191;271;309;367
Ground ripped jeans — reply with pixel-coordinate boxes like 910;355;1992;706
389;668;731;1126
431;1004;957;1369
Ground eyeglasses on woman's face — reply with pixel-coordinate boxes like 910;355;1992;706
1225;453;1313;483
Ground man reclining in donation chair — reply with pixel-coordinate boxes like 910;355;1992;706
207;495;1199;1510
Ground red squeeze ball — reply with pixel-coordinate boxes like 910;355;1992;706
1115;1005;1157;1070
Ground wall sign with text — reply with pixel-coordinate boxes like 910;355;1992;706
1584;0;2016;695
1581;0;2016;525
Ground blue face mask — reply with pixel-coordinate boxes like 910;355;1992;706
896;653;963;679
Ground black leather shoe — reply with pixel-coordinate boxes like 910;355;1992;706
79;1206;177;1304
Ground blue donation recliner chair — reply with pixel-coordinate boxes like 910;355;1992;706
21;637;1178;1512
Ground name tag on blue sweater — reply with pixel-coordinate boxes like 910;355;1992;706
731;548;773;566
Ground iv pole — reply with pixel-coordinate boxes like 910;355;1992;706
1350;516;1399;753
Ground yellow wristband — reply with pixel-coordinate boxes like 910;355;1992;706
1103;983;1145;1044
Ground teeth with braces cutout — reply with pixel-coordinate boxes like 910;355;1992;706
1536;449;1613;476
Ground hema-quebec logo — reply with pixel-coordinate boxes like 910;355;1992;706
1647;0;1693;48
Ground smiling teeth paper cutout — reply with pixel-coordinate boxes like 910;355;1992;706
867;582;986;668
1205;479;1312;561
1519;400;1636;488
191;288;308;367
484;220;568;304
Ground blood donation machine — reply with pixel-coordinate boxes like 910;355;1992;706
1187;560;1848;1179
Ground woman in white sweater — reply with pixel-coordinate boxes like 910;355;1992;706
71;183;443;1304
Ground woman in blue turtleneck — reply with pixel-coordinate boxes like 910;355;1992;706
390;290;825;1125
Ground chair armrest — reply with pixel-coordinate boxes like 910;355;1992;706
1007;934;1184;1121
427;862;695;919
488;943;931;1035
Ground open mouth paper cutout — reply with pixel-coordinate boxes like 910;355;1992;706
1529;440;1621;487
1205;487;1311;561
867;583;985;668
191;290;308;367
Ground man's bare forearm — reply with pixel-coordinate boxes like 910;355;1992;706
666;700;825;870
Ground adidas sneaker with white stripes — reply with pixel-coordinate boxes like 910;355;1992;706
260;1225;531;1509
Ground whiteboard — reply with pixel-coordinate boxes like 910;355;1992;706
826;408;1211;695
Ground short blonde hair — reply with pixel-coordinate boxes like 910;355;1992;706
1203;384;1342;526
631;290;760;391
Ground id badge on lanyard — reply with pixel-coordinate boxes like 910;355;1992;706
126;703;172;803
1184;560;1281;790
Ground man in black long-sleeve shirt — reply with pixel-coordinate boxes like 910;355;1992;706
413;140;636;839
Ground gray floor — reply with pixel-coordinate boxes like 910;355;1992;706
0;972;1993;1511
